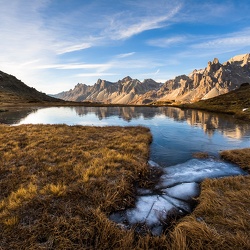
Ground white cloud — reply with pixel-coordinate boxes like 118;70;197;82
155;69;160;75
192;28;250;49
74;73;118;77
116;52;135;58
35;63;112;70
56;43;92;54
104;4;182;40
148;36;186;47
0;1;58;83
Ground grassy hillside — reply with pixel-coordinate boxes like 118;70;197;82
0;70;62;106
181;84;250;121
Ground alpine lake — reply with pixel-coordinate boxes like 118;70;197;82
1;106;249;234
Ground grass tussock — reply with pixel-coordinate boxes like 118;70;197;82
169;175;250;250
192;152;209;159
0;124;171;249
220;148;250;173
168;148;250;249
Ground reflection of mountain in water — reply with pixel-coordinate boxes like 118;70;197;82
74;106;161;121
0;108;38;124
74;106;250;140
1;106;249;140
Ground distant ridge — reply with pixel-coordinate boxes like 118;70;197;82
0;70;62;105
53;76;162;104
54;53;250;105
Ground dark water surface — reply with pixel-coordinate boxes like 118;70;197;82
2;106;249;167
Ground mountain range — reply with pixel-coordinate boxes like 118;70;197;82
53;53;250;104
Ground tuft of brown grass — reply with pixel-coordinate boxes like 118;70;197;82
169;175;250;249
220;148;250;173
192;152;209;159
168;148;250;249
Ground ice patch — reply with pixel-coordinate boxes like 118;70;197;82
148;160;161;168
126;195;174;226
110;158;246;235
162;182;200;201
158;158;246;188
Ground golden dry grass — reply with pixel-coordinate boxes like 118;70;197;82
169;175;250;249
220;148;250;173
1;125;249;249
168;148;250;250
0;124;170;249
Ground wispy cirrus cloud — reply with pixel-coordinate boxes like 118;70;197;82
35;63;112;70
74;73;118;77
147;36;186;48
105;4;182;40
192;28;250;50
116;52;135;58
56;43;92;54
148;28;250;59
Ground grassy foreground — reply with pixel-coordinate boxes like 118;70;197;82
0;125;249;249
0;125;162;249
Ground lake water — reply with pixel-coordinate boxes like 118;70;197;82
1;106;249;234
4;106;249;167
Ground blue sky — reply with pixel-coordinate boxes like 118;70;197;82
1;0;250;94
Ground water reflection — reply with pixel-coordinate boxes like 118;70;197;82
1;106;249;166
74;106;159;121
0;108;38;125
72;106;250;140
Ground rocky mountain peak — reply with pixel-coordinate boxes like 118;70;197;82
121;76;132;83
207;58;221;72
213;58;219;64
54;53;250;105
227;53;250;67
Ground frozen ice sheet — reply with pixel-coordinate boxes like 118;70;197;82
110;158;247;235
162;182;200;201
158;158;246;188
126;195;175;226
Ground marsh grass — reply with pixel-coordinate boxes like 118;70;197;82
0;125;249;249
168;148;250;249
169;175;250;249
220;148;250;172
0;124;170;249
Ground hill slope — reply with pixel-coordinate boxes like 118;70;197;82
181;83;250;121
0;70;62;105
